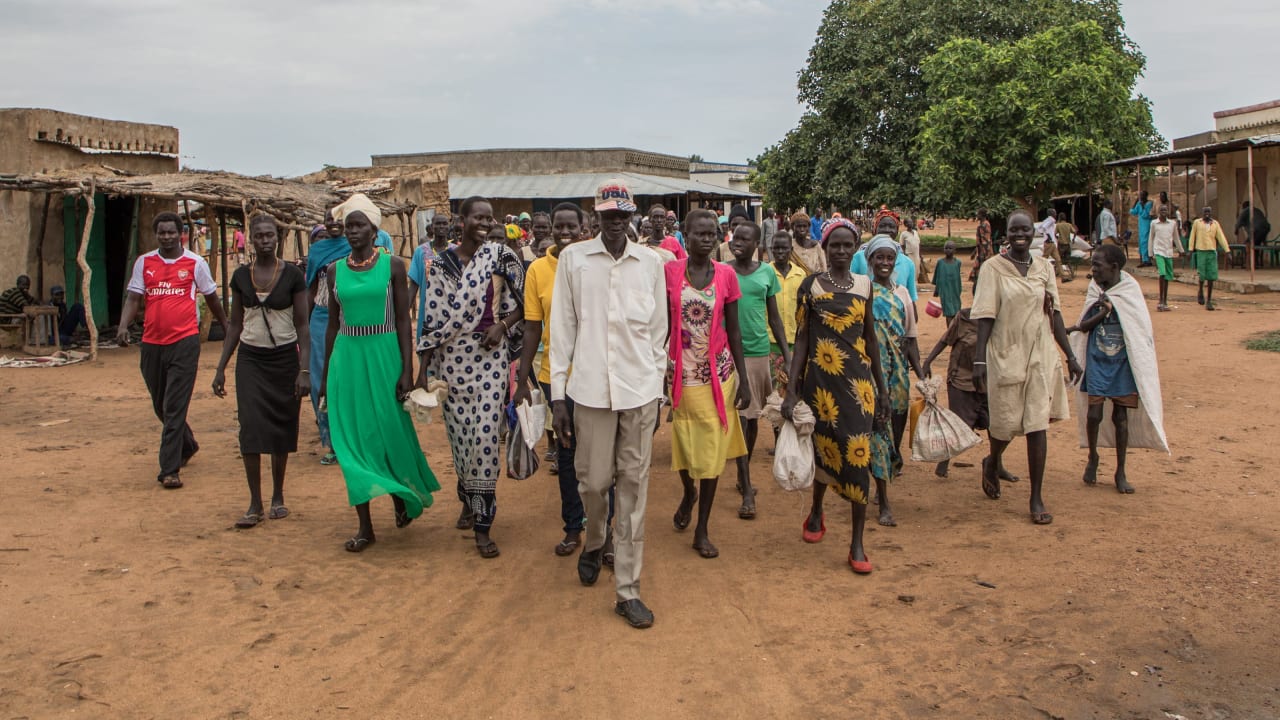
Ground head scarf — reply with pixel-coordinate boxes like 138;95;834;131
820;217;859;246
331;193;382;229
718;215;728;225
518;212;531;221
862;234;899;260
308;224;326;242
790;211;810;224
505;224;523;241
874;206;900;230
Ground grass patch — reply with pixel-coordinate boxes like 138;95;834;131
920;234;975;249
1245;330;1280;352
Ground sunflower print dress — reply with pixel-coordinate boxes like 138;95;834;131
796;275;875;505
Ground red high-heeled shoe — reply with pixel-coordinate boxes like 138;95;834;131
802;514;826;543
849;551;872;574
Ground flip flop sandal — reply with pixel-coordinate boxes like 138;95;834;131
673;508;692;531
268;505;289;520
344;536;375;553
738;489;757;520
693;541;719;559
395;509;414;529
1030;512;1054;525
320;453;339;466
554;538;580;557
456;508;476;530
161;475;184;490
476;540;501;559
981;457;1000;500
235;512;263;529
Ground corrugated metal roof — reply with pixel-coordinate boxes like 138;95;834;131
1106;134;1280;167
448;171;758;200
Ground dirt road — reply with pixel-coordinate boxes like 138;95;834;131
1;271;1276;719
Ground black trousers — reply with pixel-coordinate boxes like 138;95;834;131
139;335;201;481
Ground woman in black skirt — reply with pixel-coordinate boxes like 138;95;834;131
213;213;311;527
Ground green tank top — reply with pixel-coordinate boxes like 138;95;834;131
334;252;393;334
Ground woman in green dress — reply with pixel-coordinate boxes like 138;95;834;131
782;219;887;574
321;194;438;552
932;240;963;325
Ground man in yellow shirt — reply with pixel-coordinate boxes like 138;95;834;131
768;230;806;391
1187;205;1230;311
513;202;590;556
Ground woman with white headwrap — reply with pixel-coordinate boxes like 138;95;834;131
320;194;439;552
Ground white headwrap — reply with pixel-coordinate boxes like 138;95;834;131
861;233;899;259
331;193;382;229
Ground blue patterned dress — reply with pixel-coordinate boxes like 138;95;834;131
417;243;524;532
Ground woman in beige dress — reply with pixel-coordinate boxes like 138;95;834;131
972;209;1082;525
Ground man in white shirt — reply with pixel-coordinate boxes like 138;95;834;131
1150;204;1181;311
898;220;922;279
550;179;667;629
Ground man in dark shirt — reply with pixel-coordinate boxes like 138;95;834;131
1234;201;1271;247
0;275;36;320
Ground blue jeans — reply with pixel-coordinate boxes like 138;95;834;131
542;382;585;533
308;306;332;450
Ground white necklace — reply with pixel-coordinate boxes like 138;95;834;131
823;271;854;291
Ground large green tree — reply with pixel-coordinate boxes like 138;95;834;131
916;21;1159;211
754;0;1153;213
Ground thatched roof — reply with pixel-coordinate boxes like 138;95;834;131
0;165;420;230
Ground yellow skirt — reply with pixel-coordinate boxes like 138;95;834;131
671;373;748;478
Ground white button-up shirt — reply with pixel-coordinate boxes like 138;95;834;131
550;236;667;410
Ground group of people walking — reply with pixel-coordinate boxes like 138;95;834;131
118;183;1168;630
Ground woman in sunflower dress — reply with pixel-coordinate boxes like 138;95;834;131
782;220;886;574
864;235;924;528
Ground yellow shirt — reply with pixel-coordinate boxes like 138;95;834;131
1187;218;1229;253
523;252;558;384
769;261;808;345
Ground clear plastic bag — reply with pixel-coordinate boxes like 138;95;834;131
506;390;545;480
771;398;815;492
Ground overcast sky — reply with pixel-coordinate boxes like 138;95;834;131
3;0;1277;177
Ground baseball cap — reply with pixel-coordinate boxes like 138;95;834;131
594;179;637;213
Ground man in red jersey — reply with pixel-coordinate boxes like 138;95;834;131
117;212;229;489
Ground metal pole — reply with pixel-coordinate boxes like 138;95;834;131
1248;144;1255;281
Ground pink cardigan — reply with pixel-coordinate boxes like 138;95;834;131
665;259;741;428
660;235;687;261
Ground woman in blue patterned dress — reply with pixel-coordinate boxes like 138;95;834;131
416;196;524;559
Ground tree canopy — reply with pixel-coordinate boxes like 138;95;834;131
752;0;1158;214
917;21;1159;211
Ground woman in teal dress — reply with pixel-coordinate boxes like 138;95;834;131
321;194;438;552
931;240;964;324
866;235;923;528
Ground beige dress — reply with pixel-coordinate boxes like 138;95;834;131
971;255;1069;440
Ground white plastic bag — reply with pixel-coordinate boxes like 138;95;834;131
773;399;815;491
506;389;545;480
910;378;982;462
402;380;449;423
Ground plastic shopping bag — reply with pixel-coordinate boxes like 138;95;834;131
402;380;449;423
910;378;982;462
772;399;815;491
506;390;545;480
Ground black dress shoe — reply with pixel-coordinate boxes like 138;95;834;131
614;599;654;629
578;547;603;586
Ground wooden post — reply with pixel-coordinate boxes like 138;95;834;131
1248;144;1255;281
218;208;230;315
34;192;52;300
77;181;99;359
182;199;194;253
125;197;140;311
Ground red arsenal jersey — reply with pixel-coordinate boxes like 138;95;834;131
127;250;217;345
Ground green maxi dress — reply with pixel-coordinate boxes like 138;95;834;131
328;253;438;517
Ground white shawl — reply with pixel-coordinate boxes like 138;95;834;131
1070;272;1169;452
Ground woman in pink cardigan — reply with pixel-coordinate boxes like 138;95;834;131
666;209;751;559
